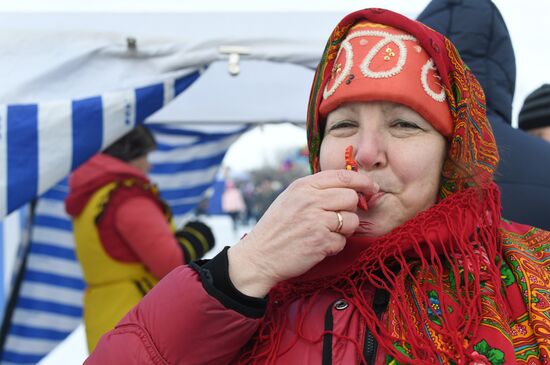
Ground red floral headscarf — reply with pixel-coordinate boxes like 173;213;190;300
307;8;499;199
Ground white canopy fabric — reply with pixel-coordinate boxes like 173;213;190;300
0;30;322;105
149;60;316;125
0;12;354;105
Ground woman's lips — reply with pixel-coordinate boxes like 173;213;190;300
367;191;385;208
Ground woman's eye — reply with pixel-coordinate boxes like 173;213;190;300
329;121;356;130
392;120;421;129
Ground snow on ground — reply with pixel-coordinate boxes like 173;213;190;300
200;214;254;259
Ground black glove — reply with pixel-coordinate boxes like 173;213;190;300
175;220;216;262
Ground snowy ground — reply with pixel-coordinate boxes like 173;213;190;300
38;214;253;364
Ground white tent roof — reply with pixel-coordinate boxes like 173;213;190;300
0;12;349;108
148;60;314;125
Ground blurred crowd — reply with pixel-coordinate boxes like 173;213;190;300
197;145;311;231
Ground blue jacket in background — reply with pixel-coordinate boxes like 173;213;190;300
418;0;550;231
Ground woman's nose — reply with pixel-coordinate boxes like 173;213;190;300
354;130;387;170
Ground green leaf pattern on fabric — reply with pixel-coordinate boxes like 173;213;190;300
472;340;505;365
499;261;516;287
386;342;412;364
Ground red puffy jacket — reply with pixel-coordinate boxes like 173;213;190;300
86;221;549;364
85;261;379;364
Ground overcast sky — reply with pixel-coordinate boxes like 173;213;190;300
0;0;425;13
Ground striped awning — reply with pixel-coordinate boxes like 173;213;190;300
0;70;203;218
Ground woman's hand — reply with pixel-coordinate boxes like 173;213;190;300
227;169;379;298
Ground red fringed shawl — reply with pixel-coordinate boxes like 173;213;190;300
237;8;550;365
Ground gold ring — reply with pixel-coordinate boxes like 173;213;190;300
335;211;344;233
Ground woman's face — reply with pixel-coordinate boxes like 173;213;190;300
320;101;447;237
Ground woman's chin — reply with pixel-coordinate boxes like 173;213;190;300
353;231;377;238
354;222;388;238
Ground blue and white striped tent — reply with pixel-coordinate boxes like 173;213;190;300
0;71;202;218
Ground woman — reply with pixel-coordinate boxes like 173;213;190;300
86;9;550;364
222;179;247;232
65;125;215;352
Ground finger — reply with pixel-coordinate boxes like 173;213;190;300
310;169;379;195
323;232;347;256
324;210;359;237
316;187;359;212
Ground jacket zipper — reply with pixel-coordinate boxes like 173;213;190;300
322;300;337;365
363;288;389;365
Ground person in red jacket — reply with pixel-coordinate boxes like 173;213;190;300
65;125;215;352
86;10;550;365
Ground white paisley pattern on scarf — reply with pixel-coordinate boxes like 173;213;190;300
322;29;445;103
